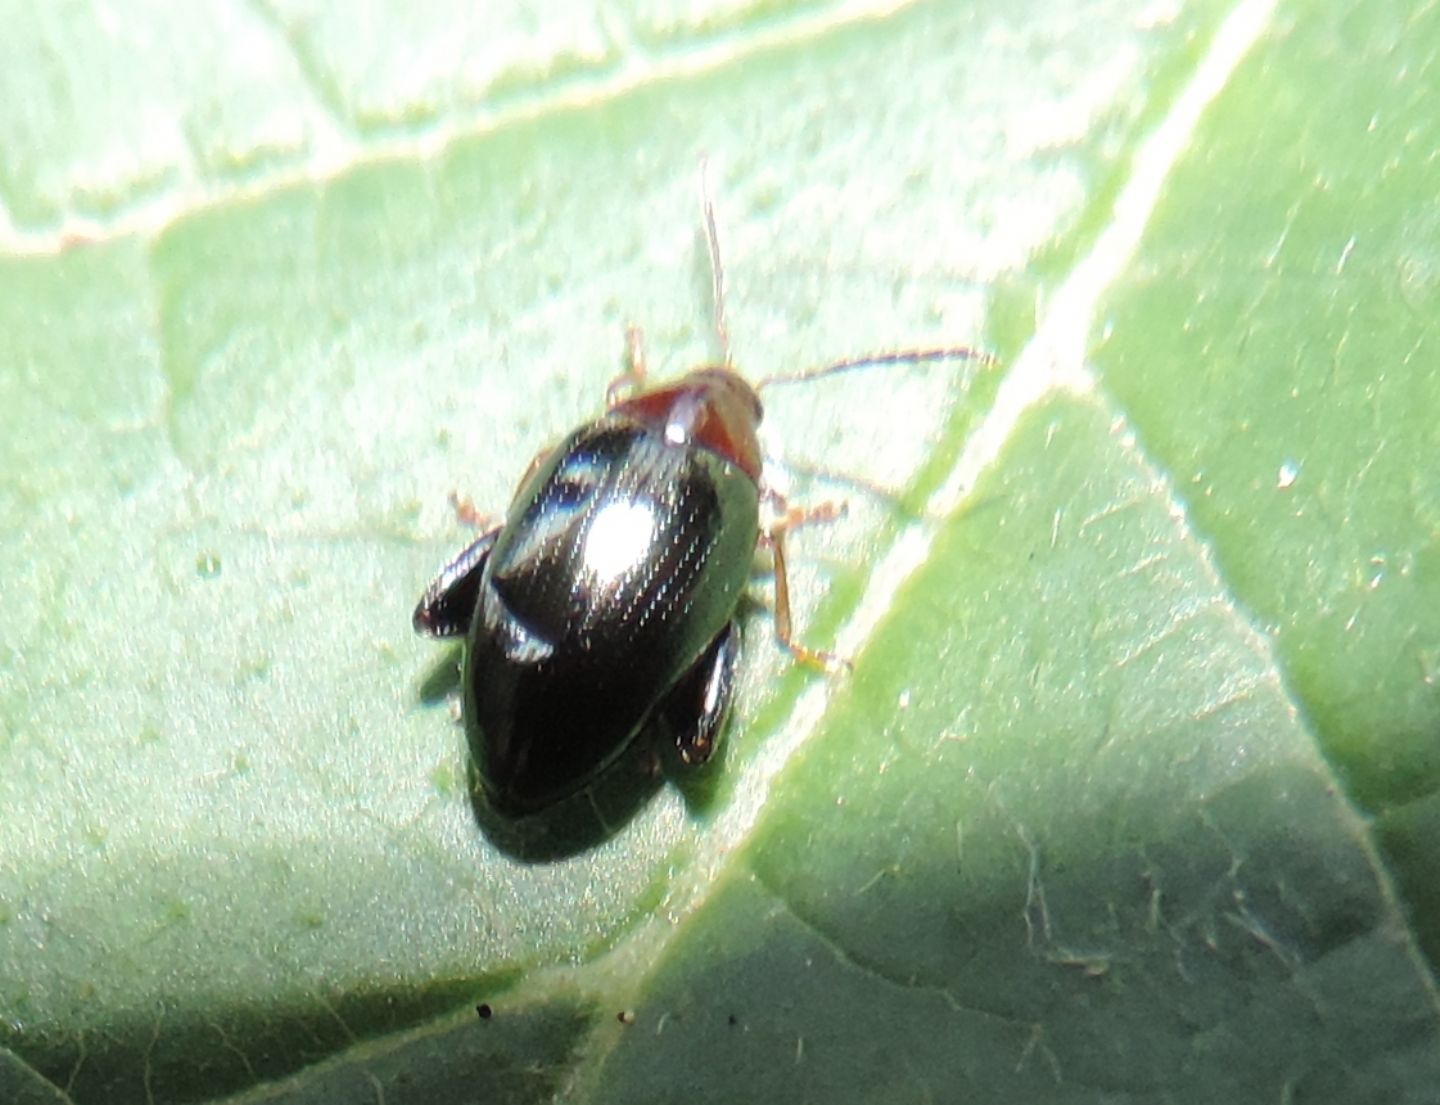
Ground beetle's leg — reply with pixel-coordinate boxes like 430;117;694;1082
606;325;649;407
760;489;848;530
448;491;496;530
760;504;853;673
413;527;500;638
664;622;741;766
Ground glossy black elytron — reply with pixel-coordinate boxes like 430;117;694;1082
414;373;763;815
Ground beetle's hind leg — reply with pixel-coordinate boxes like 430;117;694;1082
664;622;741;766
413;527;500;638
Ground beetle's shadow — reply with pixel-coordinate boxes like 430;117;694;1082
417;650;726;863
467;724;725;863
466;736;660;862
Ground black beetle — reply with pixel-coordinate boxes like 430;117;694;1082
414;172;989;816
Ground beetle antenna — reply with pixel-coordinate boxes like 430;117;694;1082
756;346;997;390
699;157;733;367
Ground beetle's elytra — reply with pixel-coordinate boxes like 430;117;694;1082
414;169;990;817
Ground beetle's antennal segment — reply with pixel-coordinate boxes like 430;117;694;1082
699;157;733;367
756;346;997;391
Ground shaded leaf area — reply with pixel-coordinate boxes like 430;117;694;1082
4;980;550;1105
0;1052;72;1105
222;999;595;1105
592;396;1440;1103
1097;0;1440;964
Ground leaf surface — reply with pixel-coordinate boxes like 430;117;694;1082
1;0;1436;1102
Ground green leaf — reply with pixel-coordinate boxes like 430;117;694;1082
1;0;1437;1102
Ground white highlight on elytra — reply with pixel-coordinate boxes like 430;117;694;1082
582;500;655;585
